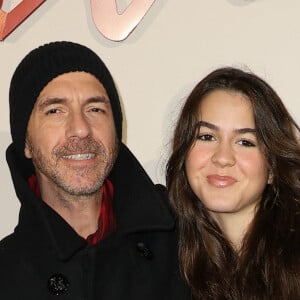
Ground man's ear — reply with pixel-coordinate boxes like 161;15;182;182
24;141;32;159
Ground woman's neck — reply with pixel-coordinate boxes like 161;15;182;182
210;205;257;252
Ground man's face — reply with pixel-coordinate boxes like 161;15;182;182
25;71;119;196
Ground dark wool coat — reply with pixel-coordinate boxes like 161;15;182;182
0;143;190;300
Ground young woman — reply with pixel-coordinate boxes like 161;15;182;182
166;67;300;299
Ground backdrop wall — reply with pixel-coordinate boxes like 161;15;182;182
1;0;299;238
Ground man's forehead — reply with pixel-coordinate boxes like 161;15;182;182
35;71;108;102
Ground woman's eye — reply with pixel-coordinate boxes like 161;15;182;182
238;139;256;147
197;134;214;141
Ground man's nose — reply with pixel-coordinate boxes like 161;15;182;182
66;112;91;139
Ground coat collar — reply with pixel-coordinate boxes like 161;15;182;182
6;143;174;260
110;144;174;234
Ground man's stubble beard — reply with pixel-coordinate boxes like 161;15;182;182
26;136;119;197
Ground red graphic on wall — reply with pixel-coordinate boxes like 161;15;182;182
0;0;45;41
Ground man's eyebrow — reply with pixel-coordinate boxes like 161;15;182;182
37;97;65;110
86;96;110;105
37;96;109;109
197;121;256;134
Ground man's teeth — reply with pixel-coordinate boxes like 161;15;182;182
63;153;95;160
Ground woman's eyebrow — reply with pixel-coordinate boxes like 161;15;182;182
236;128;256;134
197;120;256;134
197;121;218;130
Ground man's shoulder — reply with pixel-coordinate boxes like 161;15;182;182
0;232;25;278
0;226;35;260
154;183;166;194
0;231;22;258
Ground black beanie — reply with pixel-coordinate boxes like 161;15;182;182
9;41;123;165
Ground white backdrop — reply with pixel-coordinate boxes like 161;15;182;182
1;0;299;238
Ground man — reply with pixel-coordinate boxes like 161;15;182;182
0;41;189;299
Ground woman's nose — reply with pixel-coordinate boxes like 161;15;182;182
211;142;236;167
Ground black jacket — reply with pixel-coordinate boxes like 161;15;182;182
0;143;190;300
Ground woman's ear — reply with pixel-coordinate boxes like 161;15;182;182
267;171;273;184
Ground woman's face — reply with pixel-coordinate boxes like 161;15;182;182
185;90;271;223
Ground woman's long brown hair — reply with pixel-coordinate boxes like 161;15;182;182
166;67;300;299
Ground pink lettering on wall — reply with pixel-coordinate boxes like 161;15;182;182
90;0;156;41
0;0;45;41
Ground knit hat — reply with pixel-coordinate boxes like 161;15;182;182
9;41;123;165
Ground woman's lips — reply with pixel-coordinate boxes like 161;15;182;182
206;175;237;188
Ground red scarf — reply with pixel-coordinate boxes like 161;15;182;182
28;175;116;246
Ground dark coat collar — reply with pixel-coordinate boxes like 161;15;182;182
6;143;174;260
